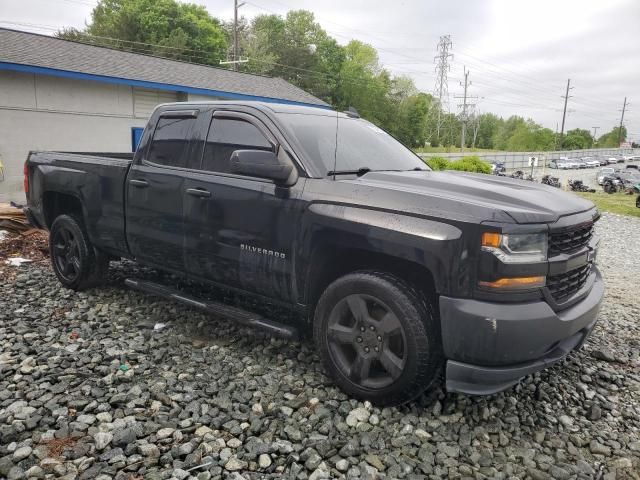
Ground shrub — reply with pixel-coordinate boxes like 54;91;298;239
447;156;492;174
424;156;449;171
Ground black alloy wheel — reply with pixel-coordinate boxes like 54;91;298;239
326;294;407;389
314;271;442;406
52;226;82;283
49;214;109;290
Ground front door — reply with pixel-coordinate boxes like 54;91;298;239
182;110;301;301
126;111;197;272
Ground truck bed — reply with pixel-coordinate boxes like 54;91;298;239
26;151;133;257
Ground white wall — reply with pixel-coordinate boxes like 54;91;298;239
0;71;190;203
187;93;223;102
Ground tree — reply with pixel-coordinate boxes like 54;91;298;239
334;40;393;127
562;128;593;150
57;0;227;65
598;126;627;148
394;93;432;147
475;113;501;149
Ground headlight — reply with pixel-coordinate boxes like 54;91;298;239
481;232;547;263
479;231;548;290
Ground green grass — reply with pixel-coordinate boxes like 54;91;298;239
414;146;497;154
575;191;640;218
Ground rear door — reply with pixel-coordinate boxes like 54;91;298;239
182;108;302;300
126;110;199;271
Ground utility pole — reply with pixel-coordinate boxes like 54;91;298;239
432;35;453;145
233;0;245;71
455;67;477;153
471;112;480;149
618;97;628;145
559;78;573;147
592;126;600;140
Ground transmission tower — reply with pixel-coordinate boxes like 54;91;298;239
432;35;453;145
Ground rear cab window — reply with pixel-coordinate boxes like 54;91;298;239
146;113;197;168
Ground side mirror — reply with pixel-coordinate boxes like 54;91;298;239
230;150;293;183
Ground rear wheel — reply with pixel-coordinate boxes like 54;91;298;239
314;271;442;406
50;214;109;290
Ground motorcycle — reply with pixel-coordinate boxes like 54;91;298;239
602;175;623;194
541;175;561;188
511;170;535;181
568;179;596;193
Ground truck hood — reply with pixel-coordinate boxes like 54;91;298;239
345;170;595;224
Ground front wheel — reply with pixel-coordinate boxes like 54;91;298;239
314;271;442;406
49;214;109;290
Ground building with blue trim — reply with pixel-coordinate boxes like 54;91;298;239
0;28;329;202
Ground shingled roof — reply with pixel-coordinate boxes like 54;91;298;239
0;28;329;107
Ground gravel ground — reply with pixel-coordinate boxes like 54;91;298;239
1;213;639;480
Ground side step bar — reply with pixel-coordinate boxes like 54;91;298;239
124;278;299;340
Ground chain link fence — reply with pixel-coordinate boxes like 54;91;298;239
418;148;640;173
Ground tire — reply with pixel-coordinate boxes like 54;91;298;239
49;214;109;291
636;195;640;208
313;271;442;406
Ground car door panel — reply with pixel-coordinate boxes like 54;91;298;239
182;110;302;301
126;111;198;271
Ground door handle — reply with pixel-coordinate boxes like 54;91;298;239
186;188;212;198
129;179;149;188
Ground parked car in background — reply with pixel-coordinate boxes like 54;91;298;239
597;167;615;185
549;159;570;169
582;157;601;168
607;157;619;165
597;157;609;166
625;164;639;170
574;159;588;169
558;158;578;169
620;171;640;189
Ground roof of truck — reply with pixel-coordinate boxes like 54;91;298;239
159;100;337;116
0;28;330;108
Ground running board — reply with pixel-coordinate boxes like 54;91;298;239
124;278;299;339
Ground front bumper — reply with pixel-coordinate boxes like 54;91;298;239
440;268;604;395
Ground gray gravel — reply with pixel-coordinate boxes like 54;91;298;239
1;212;639;479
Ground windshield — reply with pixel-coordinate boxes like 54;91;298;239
276;112;428;176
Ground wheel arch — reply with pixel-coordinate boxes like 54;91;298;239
299;205;464;316
304;244;441;317
43;191;84;228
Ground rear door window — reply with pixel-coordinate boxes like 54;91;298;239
202;117;273;174
147;116;196;168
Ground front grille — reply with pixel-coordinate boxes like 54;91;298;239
549;223;593;256
547;263;592;303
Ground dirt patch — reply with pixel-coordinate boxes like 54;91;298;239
44;436;77;459
0;230;49;280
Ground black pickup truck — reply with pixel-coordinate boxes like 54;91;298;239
24;101;604;405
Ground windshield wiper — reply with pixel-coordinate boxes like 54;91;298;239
327;167;371;177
